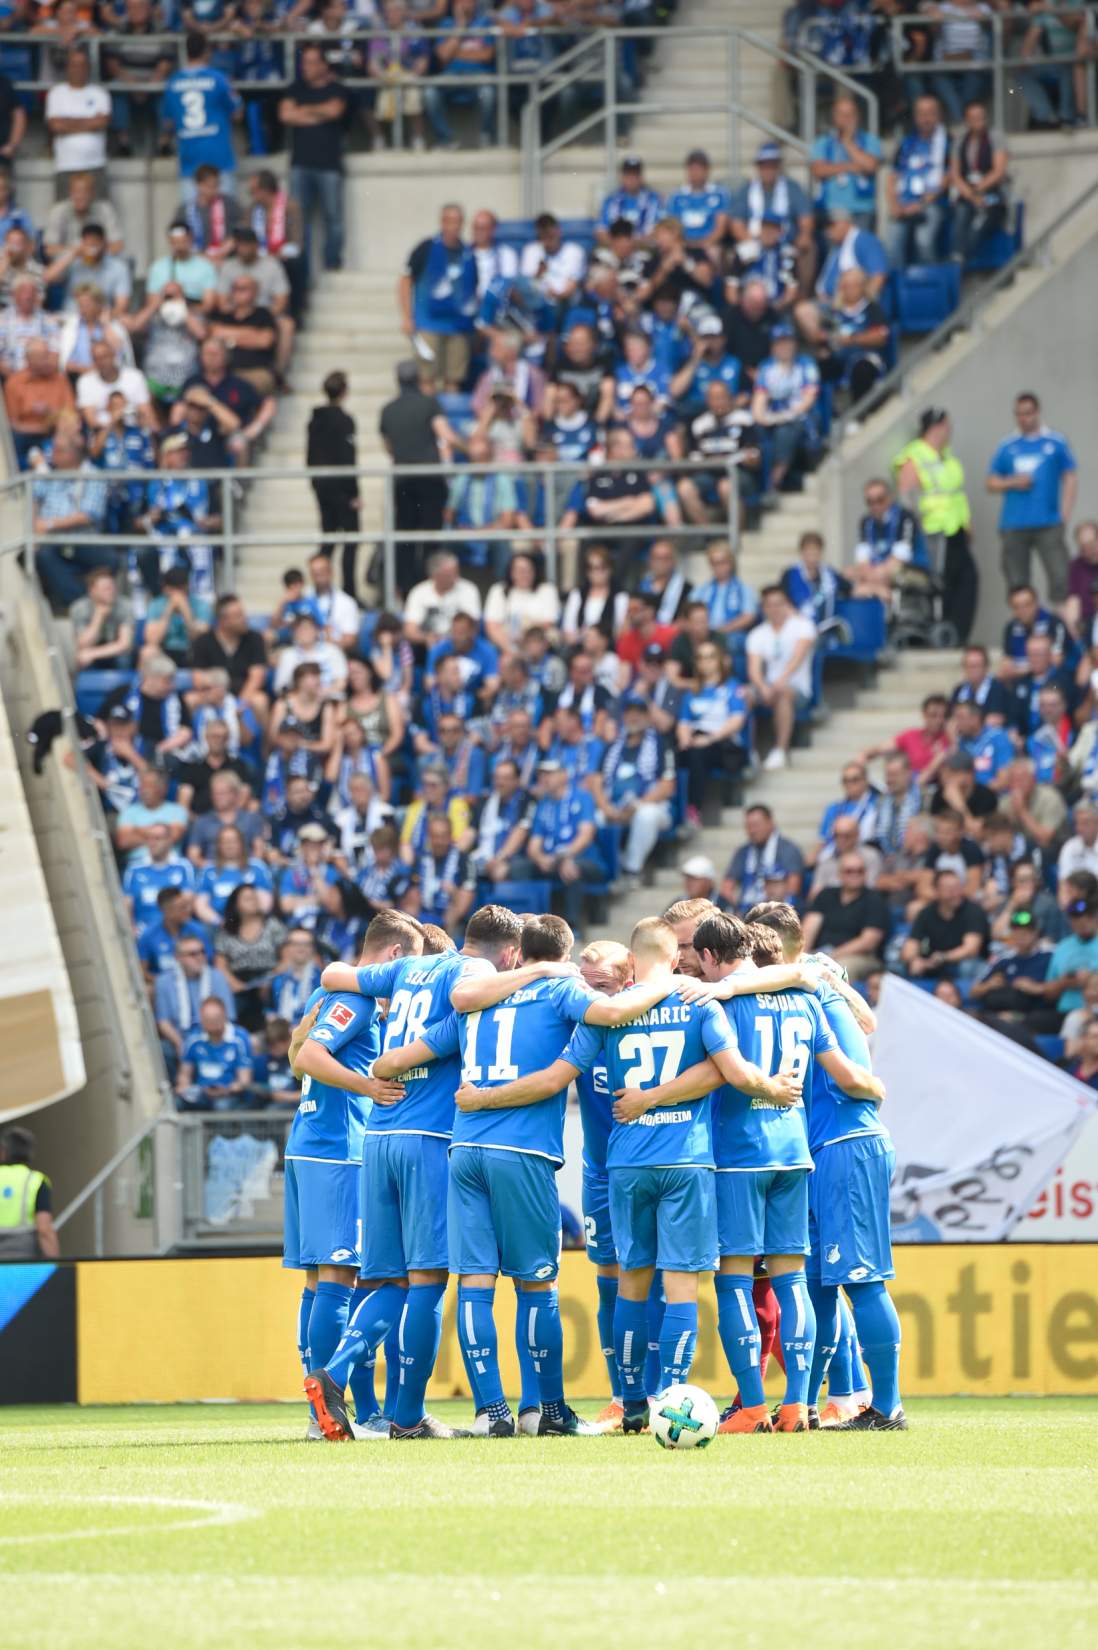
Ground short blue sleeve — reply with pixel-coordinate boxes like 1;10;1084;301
989;440;1011;477
422;1011;460;1058
857;232;889;276
563;1019;604;1073
1058;438;1077;473
577;791;596;824
552;975;600;1024
699;999;737;1056
308;992;375;1054
356;959;405;1000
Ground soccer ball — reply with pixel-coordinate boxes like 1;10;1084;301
649;1384;719;1450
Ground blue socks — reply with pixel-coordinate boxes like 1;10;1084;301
383;1322;402;1419
595;1274;621;1398
613;1295;650;1413
772;1270;816;1407
326;1281;404;1392
457;1285;507;1414
392;1282;446;1431
715;1272;765;1408
807;1281;840;1409
847;1279;902;1416
308;1282;351;1378
297;1286;315;1376
520;1287;565;1411
514;1281;542;1413
645;1272;664;1397
659;1301;698;1388
348;1352;379;1424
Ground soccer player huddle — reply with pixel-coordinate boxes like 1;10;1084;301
286;894;906;1444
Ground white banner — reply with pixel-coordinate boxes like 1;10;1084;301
872;975;1097;1242
1014;1110;1098;1239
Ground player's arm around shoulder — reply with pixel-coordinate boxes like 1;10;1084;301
456;1057;581;1113
582;975;668;1026
676;962;816;1004
449;958;576;1013
319;962;360;995
817;1045;886;1103
288;999;322;1076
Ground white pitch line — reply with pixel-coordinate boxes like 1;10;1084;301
0;1494;258;1546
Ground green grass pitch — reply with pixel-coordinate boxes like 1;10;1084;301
2;1400;1096;1650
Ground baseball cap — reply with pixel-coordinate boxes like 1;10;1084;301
686;148;710;167
771;321;795;340
1009;909;1038;929
622;694;649;713
160;432;189;456
756;142;782;163
1067;897;1096;918
696;314;724;337
621;154;643;171
919;406;949;435
538;758;563;773
108;704;134;721
760;209;785;226
680;854;716;881
298;823;329;843
643;642;666;662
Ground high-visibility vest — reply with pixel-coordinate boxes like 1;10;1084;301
0;1164;45;1231
894;438;971;535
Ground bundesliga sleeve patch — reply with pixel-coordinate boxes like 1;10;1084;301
326;1003;355;1030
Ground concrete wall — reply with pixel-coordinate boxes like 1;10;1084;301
817;221;1098;647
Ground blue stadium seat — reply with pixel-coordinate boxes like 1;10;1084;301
1034;1034;1065;1064
75;669;134;717
893;263;961;334
484;879;553;912
964;200;1025;273
827;598;888;665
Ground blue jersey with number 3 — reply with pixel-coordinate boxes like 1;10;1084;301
163;66;241;176
715;990;834;1170
449;975;597;1163
565;996;735;1170
286;987;379;1163
355;951;491;1139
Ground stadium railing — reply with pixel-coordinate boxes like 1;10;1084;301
884;11;1098;133
0;454;750;612
517;26;879;214
825;166;1098;448
0;23;877;167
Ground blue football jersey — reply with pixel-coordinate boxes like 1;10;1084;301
123;858;195;930
564;1020;613;1171
286;987;379;1164
715;990;836;1170
449;975;598;1164
181;1024;252;1090
162;67;240;175
355;951;492;1138
567;996;735;1171
808;981;887;1152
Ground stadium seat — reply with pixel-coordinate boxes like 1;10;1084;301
827;598;888;666
483;878;554;912
74;669;134;717
892;263;962;334
964;200;1026;273
1034;1034;1065;1064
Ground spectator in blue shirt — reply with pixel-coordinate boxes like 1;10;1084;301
32;431;111;613
953;699;1017;789
1027;684;1071;786
729;142;815;283
885;94;951;266
675;639;750;824
518;759;606;930
664;148;732;259
250;1017;300;1109
809;92;882;229
155;930;236;1074
606;327;670;420
691;538;758;668
138;885;212;978
987;392;1078;606
751;323;821;499
398;203;479;393
162;33;242;202
795;208;889;349
590;696;676;885
175;994;254;1111
123;822;197;933
1001;581;1068;675
423;0;498;150
597;155;663;246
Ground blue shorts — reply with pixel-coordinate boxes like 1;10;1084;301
447;1145;561;1283
582;1162;617;1265
282;1157;361;1270
716;1167;810;1259
360;1131;450;1278
807;1133;895;1286
608;1164;717;1273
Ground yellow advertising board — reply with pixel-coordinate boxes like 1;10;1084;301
75;1245;1098;1406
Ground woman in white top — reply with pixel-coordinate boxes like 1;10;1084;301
483;550;561;652
560;544;630;645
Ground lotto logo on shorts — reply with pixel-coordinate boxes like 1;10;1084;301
326;1004;355;1029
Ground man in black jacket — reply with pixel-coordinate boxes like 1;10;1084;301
307;370;359;597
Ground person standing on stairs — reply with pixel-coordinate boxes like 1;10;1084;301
307;371;360;600
894;406;978;644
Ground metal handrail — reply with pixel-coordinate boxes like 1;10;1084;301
520;22;881;216
829;165;1098;448
5;450;747;602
